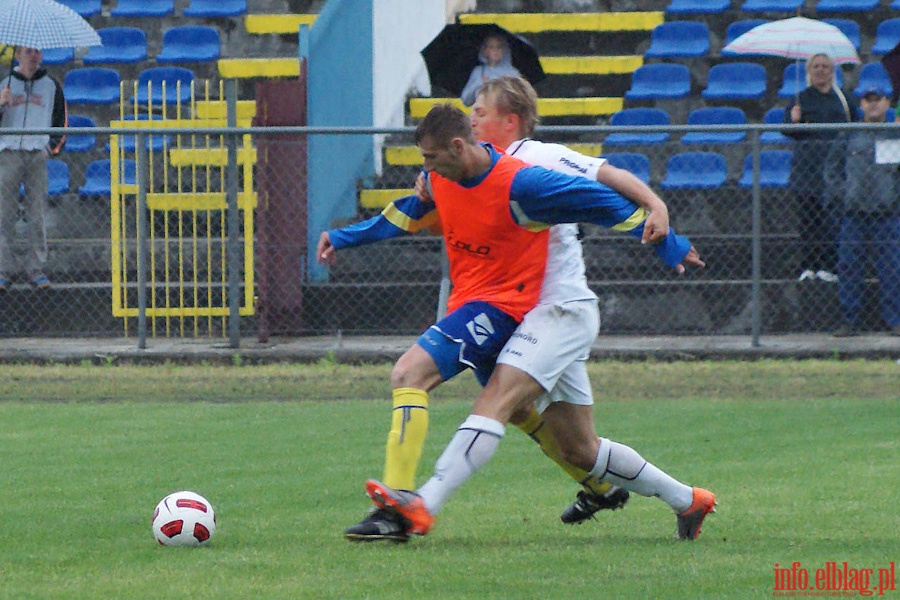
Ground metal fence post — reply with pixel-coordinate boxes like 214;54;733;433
136;132;149;349
750;130;762;347
225;79;241;348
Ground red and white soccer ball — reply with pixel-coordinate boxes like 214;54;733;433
152;491;217;547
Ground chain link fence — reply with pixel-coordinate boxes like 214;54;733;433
2;120;899;340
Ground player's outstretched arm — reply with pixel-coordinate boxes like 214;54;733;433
596;163;669;245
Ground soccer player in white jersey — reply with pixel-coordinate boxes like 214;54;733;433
365;77;716;541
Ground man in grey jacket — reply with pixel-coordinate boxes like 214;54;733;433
833;85;900;336
0;46;67;292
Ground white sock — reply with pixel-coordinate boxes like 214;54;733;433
589;438;694;513
417;415;505;515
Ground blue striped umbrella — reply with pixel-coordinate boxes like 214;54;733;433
0;0;101;50
722;17;859;65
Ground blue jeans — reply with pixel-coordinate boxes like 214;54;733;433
836;214;900;327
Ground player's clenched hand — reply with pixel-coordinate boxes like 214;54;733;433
317;231;337;266
674;245;705;275
641;206;669;245
414;172;433;203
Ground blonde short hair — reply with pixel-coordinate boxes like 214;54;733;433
476;76;540;138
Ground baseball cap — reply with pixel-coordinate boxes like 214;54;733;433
861;85;890;99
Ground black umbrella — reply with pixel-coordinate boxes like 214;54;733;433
881;41;900;106
421;23;545;97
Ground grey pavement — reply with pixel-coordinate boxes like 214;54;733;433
0;333;898;364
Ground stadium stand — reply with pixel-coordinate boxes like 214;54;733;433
815;0;879;11
133;67;196;106
665;0;731;15
760;108;792;145
739;0;803;12
47;160;70;197
853;61;893;97
82;28;148;65
871;18;900;55
65;115;98;153
107;115;171;153
42;48;74;65
408;97;624;119
110;0;175;18
243;14;317;35
681;107;748;144
183;0;248;18
603;108;671;146
156;26;221;64
738;150;792;188
624;63;692;100
701;62;767;100
661;152;728;189
824;19;861;51
56;0;101;18
644;21;711;58
64;68;121;105
723;19;769;46
78;159;136;198
603;152;652;183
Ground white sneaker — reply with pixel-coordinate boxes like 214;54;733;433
798;269;816;281
815;270;839;283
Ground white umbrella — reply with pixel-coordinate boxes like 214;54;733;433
0;0;101;50
721;17;860;65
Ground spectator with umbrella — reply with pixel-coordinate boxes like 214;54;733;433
460;33;522;106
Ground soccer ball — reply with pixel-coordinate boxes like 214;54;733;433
152;491;216;547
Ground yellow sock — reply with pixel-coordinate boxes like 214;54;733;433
515;407;613;497
383;387;429;490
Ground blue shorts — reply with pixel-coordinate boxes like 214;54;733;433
416;301;520;386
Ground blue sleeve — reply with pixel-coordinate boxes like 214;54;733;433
328;195;438;250
508;166;692;267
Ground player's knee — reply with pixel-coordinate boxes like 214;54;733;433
391;350;439;389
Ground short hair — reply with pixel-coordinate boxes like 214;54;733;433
476;76;540;137
805;53;836;88
415;103;475;147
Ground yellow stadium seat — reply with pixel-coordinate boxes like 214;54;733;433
458;12;664;33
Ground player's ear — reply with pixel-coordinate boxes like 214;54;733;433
450;137;466;155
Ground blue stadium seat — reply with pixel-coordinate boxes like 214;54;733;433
777;61;844;98
41;48;74;65
47;160;70;196
816;0;878;11
853;62;892;98
738;150;792;188
183;0;247;17
892;0;900;10
133;67;196;106
155;26;221;64
111;0;174;17
604;108;670;146
65;115;97;153
624;63;691;100
871;19;900;55
602;153;651;184
644;22;710;58
665;0;731;14
760;108;792;145
724;19;769;46
56;0;101;17
64;68;121;105
83;27;148;65
681;107;747;144
78;159;136;197
701;62;766;100
740;0;802;12
661;152;728;190
108;115;172;153
823;19;860;51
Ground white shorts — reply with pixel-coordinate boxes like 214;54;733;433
497;299;599;413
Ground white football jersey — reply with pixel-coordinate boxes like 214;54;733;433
506;139;603;305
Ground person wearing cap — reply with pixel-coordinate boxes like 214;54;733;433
832;84;900;337
784;53;859;284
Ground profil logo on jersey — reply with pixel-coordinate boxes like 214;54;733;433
466;313;495;346
446;228;491;258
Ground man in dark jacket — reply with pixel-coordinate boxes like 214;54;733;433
833;85;900;336
0;46;67;292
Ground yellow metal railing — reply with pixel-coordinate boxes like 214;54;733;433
110;79;256;337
